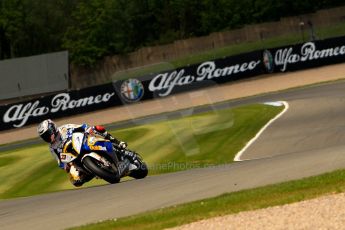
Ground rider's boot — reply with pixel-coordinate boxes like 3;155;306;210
69;164;94;187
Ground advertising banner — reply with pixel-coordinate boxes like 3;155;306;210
1;36;345;131
0;84;121;130
263;36;345;73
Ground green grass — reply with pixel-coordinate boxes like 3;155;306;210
112;104;283;174
0;103;282;199
115;22;345;80
70;169;345;230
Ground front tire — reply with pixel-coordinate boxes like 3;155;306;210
82;156;120;184
129;162;148;179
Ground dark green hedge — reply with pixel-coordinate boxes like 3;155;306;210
0;0;344;65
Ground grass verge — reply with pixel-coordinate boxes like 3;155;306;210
0;103;282;199
114;104;283;174
69;168;345;230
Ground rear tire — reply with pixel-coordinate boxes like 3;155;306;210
82;156;120;184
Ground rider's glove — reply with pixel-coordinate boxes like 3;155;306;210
118;141;127;149
107;133;115;142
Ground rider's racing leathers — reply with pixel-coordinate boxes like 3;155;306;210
48;123;127;187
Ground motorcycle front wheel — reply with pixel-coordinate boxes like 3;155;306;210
129;161;148;179
82;156;120;184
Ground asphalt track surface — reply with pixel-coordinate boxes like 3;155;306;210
2;80;345;229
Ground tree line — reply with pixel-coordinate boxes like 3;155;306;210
0;0;344;66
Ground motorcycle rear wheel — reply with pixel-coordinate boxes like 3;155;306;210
83;156;120;184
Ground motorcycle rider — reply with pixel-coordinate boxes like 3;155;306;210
37;119;136;187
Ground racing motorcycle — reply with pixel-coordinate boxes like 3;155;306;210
60;132;148;184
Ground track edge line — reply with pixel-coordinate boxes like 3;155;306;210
233;101;290;162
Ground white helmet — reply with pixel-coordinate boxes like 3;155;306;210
37;119;57;143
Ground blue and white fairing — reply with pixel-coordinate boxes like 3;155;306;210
72;133;114;154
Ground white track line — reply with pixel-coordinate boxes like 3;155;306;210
233;101;290;162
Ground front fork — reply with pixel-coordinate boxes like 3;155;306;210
118;158;131;177
112;144;132;177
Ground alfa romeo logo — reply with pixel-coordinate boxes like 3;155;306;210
120;78;144;102
263;50;274;73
